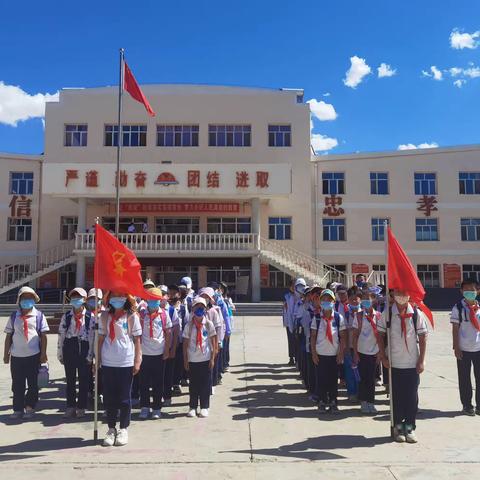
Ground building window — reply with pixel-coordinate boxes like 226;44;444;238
459;172;480;194
414;172;437;195
416;218;439;241
208;125;251;147
207;217;251;234
104;125;147;147
461;218;480;241
372;264;385;272
6;264;30;284
60;216;78;240
59;264;76;291
322;172;345;195
9;172;34;195
463;264;480;284
268;125;291;147
269;265;292;288
370;172;389;195
322;218;345;241
7;218;32;241
326;264;347;283
417;264;440;288
64;124;88;147
371;218;389;241
268;217;292;240
155;217;200;234
156;125;199;147
102;217;148;233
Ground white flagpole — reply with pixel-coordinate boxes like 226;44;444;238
93;217;100;443
115;48;125;236
384;220;394;438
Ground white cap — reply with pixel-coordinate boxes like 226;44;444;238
69;287;87;298
180;276;192;289
294;278;307;294
192;296;207;308
143;279;155;289
198;287;215;303
17;286;40;304
159;284;168;294
87;288;103;299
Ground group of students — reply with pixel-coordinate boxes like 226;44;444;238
283;275;480;444
3;277;235;447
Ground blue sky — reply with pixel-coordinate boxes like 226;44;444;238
1;0;479;154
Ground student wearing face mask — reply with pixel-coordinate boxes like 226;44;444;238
3;287;49;420
377;290;428;444
57;287;93;419
292;278;307;369
450;278;480;416
98;291;142;447
183;297;217;418
166;285;183;396
310;289;347;414
283;280;296;366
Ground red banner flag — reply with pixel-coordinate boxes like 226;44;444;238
387;227;434;327
94;224;160;300
123;62;155;117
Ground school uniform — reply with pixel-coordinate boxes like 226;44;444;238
283;291;296;362
215;295;231;374
301;304;316;394
4;308;49;412
207;306;223;387
292;296;304;368
341;309;358;397
139;307;172;410
57;308;94;410
311;312;346;405
99;311;142;430
172;300;188;388
450;299;480;409
352;309;381;404
224;296;235;368
378;304;428;429
296;299;309;383
183;316;216;410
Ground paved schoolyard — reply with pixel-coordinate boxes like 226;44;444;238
0;312;479;479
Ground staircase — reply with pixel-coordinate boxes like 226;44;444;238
0;242;75;296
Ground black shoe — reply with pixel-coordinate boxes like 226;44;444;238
462;406;475;416
475;408;480;416
172;385;182;396
318;402;328;415
329;404;340;414
180;379;189;387
288;359;295;366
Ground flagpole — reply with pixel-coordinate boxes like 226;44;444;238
115;48;125;236
384;220;394;438
93;217;100;443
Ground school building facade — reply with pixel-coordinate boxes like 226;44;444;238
0;84;479;302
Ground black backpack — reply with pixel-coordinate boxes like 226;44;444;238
455;300;472;323
64;310;93;336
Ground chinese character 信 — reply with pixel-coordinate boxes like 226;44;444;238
236;171;249;188
416;195;438;217
323;195;344;216
9;195;32;218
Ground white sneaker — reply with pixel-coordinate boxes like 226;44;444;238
102;428;117;447
151;409;161;419
360;401;370;414
211;387;216;395
10;411;23;420
187;409;197;418
199;408;209;418
138;407;150;419
63;407;76;419
76;408;86;418
115;428;128;446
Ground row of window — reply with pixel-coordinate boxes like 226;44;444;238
322;171;480;195
65;124;292;148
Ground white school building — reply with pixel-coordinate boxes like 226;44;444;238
0;84;479;302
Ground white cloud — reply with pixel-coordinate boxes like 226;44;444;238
463;66;480;78
450;28;480;49
322;92;331;97
311;133;338;152
398;142;439;150
449;67;463;77
454;79;466;88
0;81;59;126
377;63;397;78
307;99;338;121
430;66;443;81
343;56;371;88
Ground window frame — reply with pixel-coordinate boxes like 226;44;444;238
208;124;252;147
104;124;147;147
417;264;441;288
371;217;390;241
414;172;437;195
268;124;292;147
7;218;32;241
370;172;389;195
462;264;480;284
459;172;480;195
415;218;439;241
268;217;292;240
156;124;199;147
206;217;252;234
9;172;34;195
460;218;480;241
322;172;345;195
322;218;346;241
64;124;88;147
60;216;78;241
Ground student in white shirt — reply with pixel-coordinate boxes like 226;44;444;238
377;289;428;444
450;278;480;416
183;297;217;418
138;287;172;420
98;291;142;447
310;289;347;414
3;286;49;420
85;288;103;402
57;287;93;419
352;286;381;414
283;281;296;366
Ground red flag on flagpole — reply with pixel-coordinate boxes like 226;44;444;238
123;62;156;117
387;226;434;327
94;224;160;300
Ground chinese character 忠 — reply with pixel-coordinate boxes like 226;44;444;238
9;195;32;218
188;170;200;188
416;195;438;217
85;170;98;188
65;169;78;187
256;171;269;188
115;170;128;188
236;171;249;188
323;195;344;216
135;171;147;188
207;171;220;188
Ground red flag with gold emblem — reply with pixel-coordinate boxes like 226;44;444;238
94;224;160;300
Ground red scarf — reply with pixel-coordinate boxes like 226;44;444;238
324;314;333;344
21;315;30;341
398;310;413;350
366;310;379;341
194;317;204;352
74;311;83;333
468;303;480;331
109;311;124;342
342;302;349;315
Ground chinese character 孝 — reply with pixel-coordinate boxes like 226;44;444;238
416;195;438;217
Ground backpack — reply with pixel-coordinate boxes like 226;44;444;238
455;300;475;324
10;310;43;339
315;311;341;340
64;310;93;336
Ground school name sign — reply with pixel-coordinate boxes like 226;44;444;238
43;164;292;198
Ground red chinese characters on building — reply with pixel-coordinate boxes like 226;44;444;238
65;169;78;187
256;171;269;188
188;170;200;188
236;171;249;188
115;170;128;188
85;170;98;188
135;171;147;188
9;195;32;218
207;171;220;188
416;195;438;217
323;195;344;216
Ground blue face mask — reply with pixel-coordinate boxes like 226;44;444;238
20;299;35;310
109;297;127;309
349;304;360;312
70;298;85;309
321;301;334;311
361;300;372;309
464;291;477;302
194;307;205;317
147;299;161;310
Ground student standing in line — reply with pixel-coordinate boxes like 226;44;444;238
292;278;307;369
57;287;93;419
310;289;346;414
86;288;104;401
3;287;49;420
283;280;296;366
450;278;480;416
166;285;182;396
377;289;428;444
183;297;217;418
98;291;142;447
220;282;234;371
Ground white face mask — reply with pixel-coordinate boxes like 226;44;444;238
394;295;409;305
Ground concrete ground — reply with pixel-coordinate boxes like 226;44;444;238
0;312;479;479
